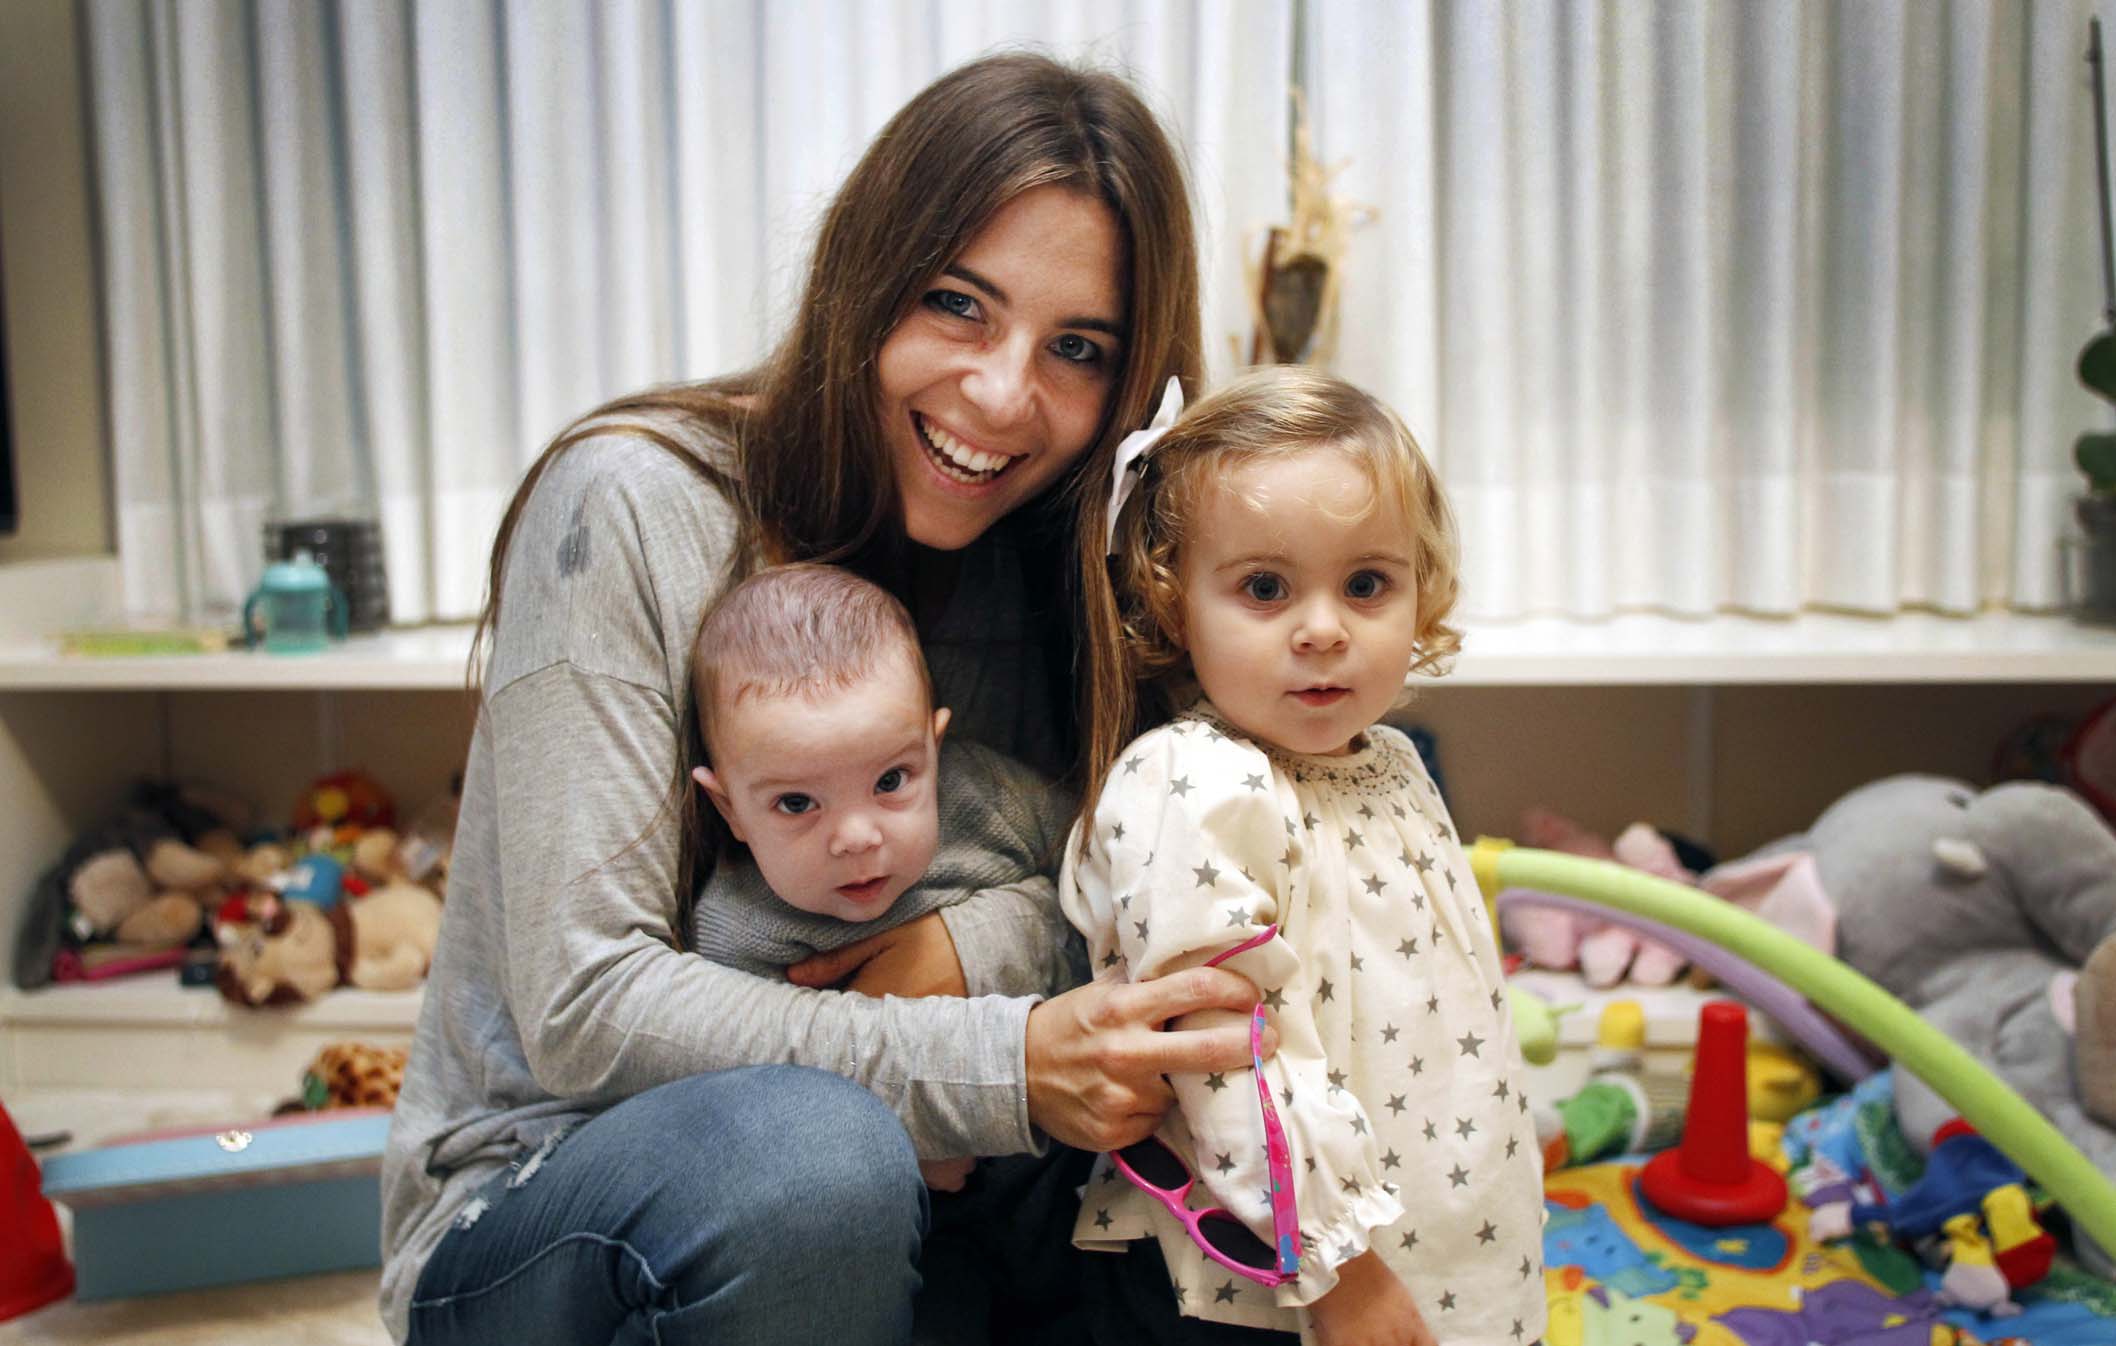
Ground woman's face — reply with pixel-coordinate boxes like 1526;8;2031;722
877;185;1126;551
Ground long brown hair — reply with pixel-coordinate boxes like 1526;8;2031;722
1077;366;1463;848
469;51;1204;921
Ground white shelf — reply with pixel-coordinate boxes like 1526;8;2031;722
1;611;2113;691
0;982;423;1029
0;983;423;1096
0;625;476;690
1451;609;2116;685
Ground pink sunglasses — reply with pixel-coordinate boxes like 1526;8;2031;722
1110;927;1301;1286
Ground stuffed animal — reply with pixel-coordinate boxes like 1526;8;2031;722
1735;774;2116;1273
1503;809;1695;985
301;1042;410;1110
11;781;252;990
216;880;443;1007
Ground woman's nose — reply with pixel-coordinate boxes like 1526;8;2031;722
830;813;884;856
961;337;1035;428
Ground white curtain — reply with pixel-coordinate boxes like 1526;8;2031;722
83;0;1289;623
1308;0;2110;618
83;0;2113;624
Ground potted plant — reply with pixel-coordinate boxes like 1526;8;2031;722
2075;21;2116;624
2072;375;2116;623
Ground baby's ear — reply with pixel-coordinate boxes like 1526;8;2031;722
692;767;746;842
931;706;952;745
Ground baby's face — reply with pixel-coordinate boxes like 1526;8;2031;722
698;655;946;923
1177;447;1421;756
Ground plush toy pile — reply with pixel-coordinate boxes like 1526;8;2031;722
11;771;456;1007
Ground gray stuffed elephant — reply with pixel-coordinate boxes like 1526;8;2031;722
1739;774;2116;1272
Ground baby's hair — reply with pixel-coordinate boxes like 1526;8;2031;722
691;562;932;764
1081;365;1462;838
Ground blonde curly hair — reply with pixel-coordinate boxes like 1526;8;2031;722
1077;365;1461;839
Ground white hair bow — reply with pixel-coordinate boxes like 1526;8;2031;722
1104;376;1185;556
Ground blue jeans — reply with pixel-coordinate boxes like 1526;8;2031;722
407;1066;929;1346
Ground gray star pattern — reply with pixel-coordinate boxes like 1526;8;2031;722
1380;1023;1400;1044
1381;1148;1402;1169
1386;1093;1407;1114
1214;1281;1240;1305
1457;1031;1484;1057
1447;1163;1469;1188
1455;1117;1476;1140
1205;1073;1228;1092
1243;773;1266;792
1363;873;1386;895
1123;755;1143;774
1214;1152;1235;1175
1170;776;1193;797
1193;861;1220;888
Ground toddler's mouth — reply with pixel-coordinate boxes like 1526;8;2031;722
915;413;1018;485
1292;687;1351;706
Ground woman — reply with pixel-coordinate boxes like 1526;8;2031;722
382;52;1269;1345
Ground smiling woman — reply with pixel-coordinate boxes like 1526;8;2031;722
378;50;1280;1346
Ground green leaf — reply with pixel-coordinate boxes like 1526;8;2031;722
2081;331;2116;402
2079;432;2116;491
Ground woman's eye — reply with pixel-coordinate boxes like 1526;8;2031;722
876;767;907;794
773;793;815;816
1242;573;1288;603
1346;571;1389;600
1050;333;1103;365
927;289;979;320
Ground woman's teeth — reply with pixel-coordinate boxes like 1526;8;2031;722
918;415;1012;483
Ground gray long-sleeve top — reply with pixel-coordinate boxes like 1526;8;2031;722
379;429;1081;1342
692;739;1073;977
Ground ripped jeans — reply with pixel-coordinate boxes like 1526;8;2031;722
406;1066;929;1346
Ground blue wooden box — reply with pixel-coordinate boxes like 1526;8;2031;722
39;1109;391;1300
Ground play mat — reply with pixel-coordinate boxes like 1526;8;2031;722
1539;1158;2116;1346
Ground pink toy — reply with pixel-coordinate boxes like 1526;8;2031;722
1504;809;1694;986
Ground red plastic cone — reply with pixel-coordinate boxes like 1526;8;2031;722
0;1101;74;1321
1639;1000;1788;1225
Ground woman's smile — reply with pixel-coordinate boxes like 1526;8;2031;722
877;184;1124;550
913;411;1020;488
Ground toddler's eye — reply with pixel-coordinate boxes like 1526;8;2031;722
773;793;815;816
1242;573;1288;603
1346;571;1389;600
927;289;979;320
876;767;907;794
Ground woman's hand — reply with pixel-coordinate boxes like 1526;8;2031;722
786;912;969;999
1307;1252;1436;1346
1023;967;1275;1152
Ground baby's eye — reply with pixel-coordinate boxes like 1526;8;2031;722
1050;333;1104;366
926;289;980;321
1242;573;1288;603
875;767;907;794
773;793;816;816
1345;571;1389;600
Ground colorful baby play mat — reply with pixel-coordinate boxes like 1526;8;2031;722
1540;1159;2116;1346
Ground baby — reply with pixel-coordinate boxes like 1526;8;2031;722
685;562;1070;981
683;563;1071;1189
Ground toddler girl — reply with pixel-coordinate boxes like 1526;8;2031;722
1061;366;1546;1345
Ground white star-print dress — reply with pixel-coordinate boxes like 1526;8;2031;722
1059;704;1547;1345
